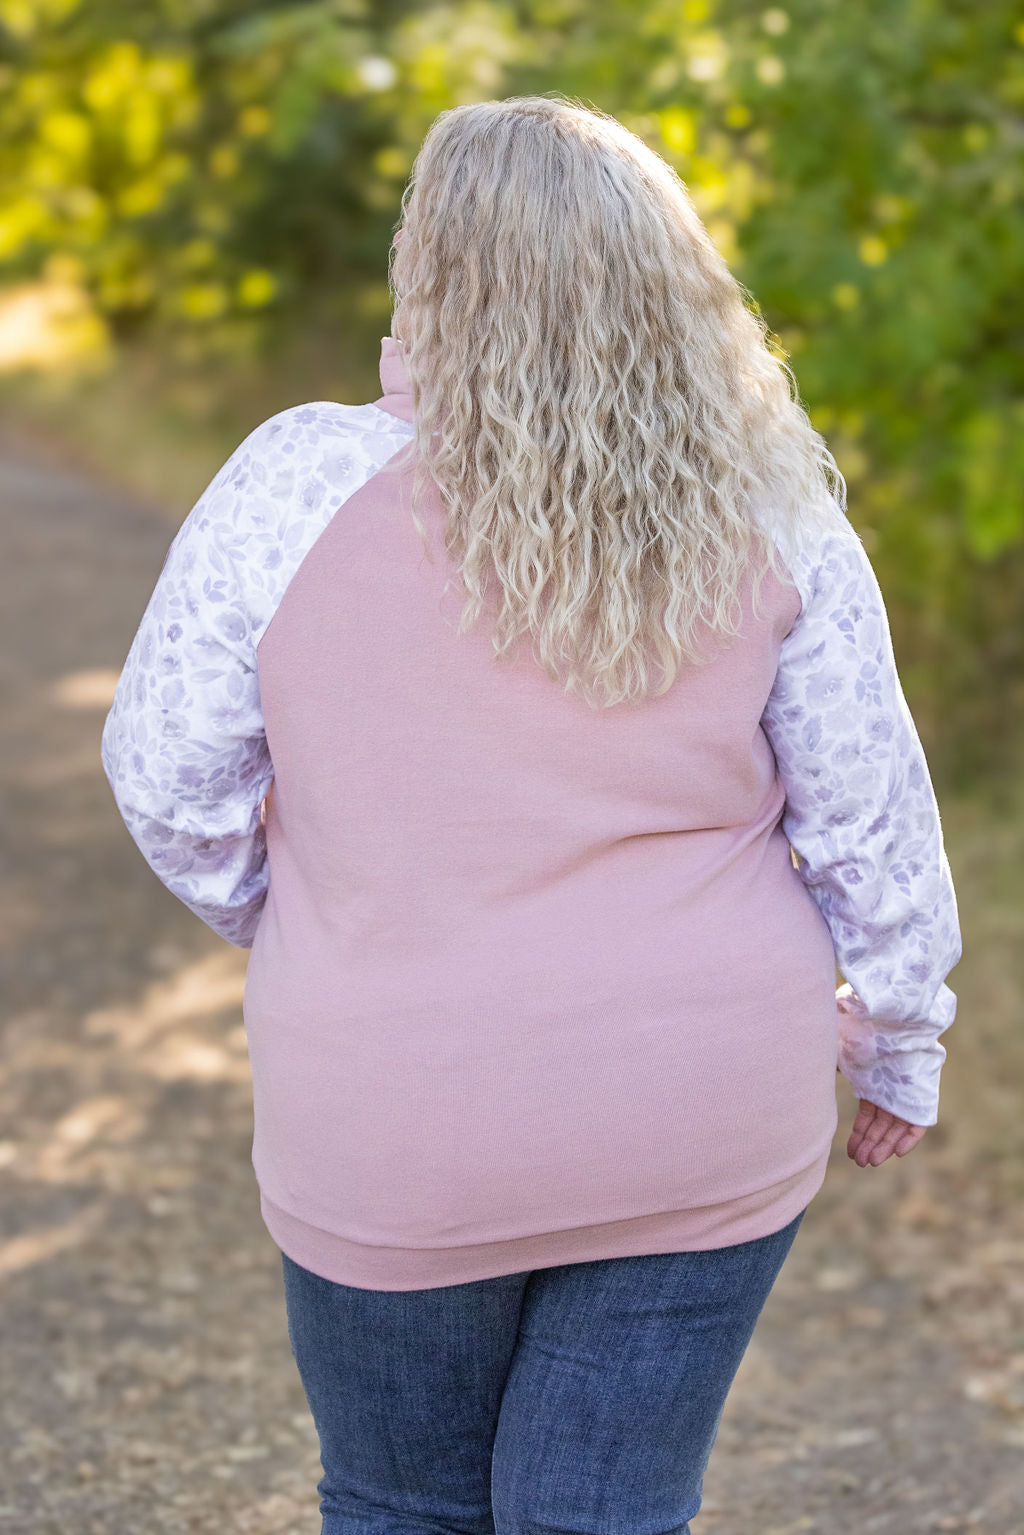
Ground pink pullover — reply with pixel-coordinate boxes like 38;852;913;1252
101;337;962;1289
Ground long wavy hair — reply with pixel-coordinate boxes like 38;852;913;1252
387;92;846;709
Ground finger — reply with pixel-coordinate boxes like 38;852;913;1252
850;1102;888;1165
851;1100;877;1133
894;1125;928;1156
847;1111;884;1154
853;1106;904;1167
866;1117;909;1165
847;1100;878;1157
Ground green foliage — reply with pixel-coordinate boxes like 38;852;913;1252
1;0;1021;784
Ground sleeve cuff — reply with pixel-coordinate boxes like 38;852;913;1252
835;984;946;1127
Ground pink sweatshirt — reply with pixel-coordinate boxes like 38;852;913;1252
101;337;962;1290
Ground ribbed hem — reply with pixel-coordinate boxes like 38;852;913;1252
258;1145;831;1291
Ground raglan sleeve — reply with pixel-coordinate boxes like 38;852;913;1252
100;422;279;949
759;509;963;1128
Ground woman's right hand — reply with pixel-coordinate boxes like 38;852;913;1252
847;1099;929;1166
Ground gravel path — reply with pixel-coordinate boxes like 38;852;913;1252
1;425;1021;1534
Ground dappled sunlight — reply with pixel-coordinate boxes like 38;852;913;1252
38;1093;146;1180
7;1082;187;1194
0;279;110;374
49;667;120;710
83;948;249;1082
2;950;251;1206
0;1196;113;1280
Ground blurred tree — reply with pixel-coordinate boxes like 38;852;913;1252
1;0;1020;785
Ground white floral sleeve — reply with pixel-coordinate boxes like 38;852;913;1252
760;504;963;1127
100;400;415;948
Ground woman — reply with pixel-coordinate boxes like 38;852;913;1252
101;95;962;1534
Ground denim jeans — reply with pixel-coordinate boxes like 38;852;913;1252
281;1207;807;1535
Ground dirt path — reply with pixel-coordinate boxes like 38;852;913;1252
1;424;1022;1534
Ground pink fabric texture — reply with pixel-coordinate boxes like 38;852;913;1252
242;340;841;1290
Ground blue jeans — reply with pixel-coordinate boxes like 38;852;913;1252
281;1207;807;1535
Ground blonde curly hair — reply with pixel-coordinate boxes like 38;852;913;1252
387;92;845;709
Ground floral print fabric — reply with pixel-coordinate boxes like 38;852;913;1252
101;405;961;1126
759;505;961;1127
100;400;416;947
